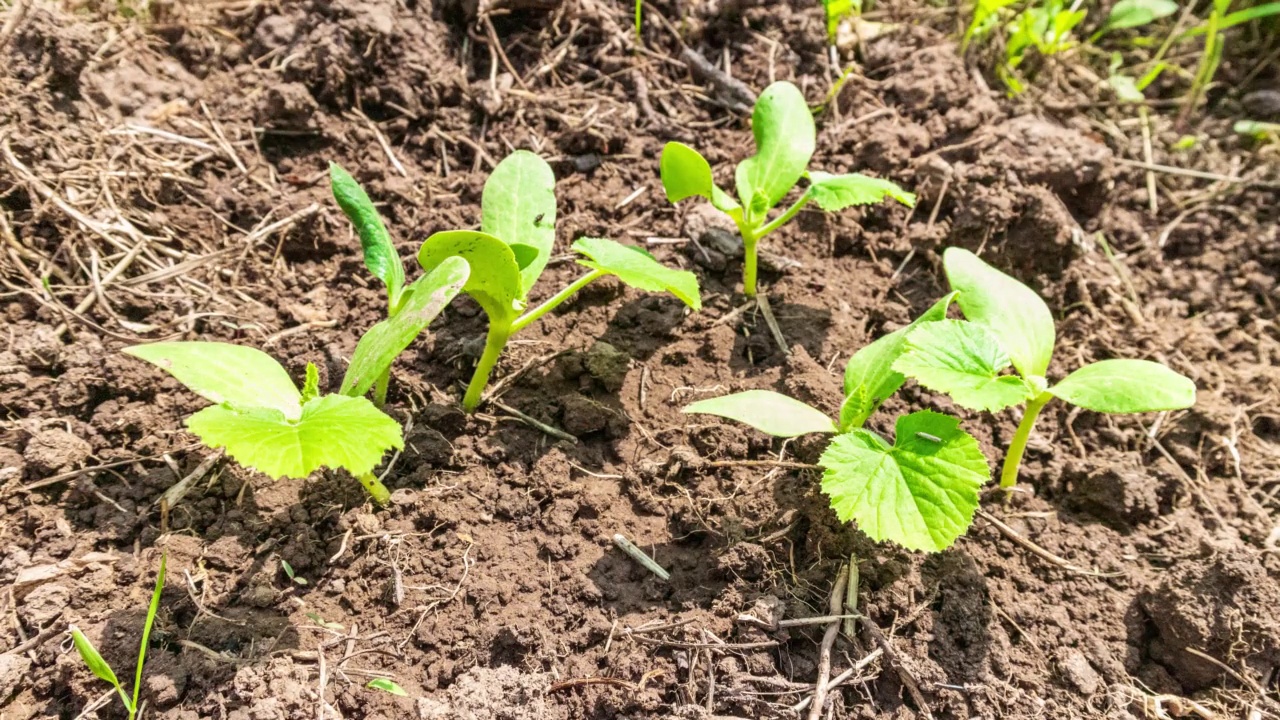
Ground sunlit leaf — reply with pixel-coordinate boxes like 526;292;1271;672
367;678;408;696
124;342;303;420
481;150;557;292
806;172;916;212
659;142;742;216
820;411;989;552
734;82;816;223
572;237;701;310
684;389;836;437
418;230;524;321
943;247;1056;379
1049;359;1195;413
71;628;132;713
329;163;405;307
894;320;1037;412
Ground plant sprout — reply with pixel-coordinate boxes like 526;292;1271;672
684;293;991;552
125;342;403;503
329;163;470;407
418;149;702;412
659;80;914;298
892;248;1196;489
70;555;166;720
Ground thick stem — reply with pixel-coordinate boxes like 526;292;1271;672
462;320;512;412
511;270;606;333
357;472;391;505
1001;393;1051;489
742;234;759;298
738;194;810;298
372;368;390;408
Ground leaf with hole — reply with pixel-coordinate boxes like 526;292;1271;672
820;410;989;552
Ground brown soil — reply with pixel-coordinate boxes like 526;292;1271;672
2;1;1279;719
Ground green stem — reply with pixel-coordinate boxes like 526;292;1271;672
756;193;811;240
742;232;759;298
372;368;390;408
738;194;811;298
462;319;512;412
1001;393;1051;489
357;472;392;505
511;269;606;333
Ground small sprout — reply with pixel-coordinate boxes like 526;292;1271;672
659;81;914;297
684;294;991;552
1096;0;1178;37
70;555;166;720
281;560;307;586
329;163;470;408
419;150;702;412
367;678;408;696
123;343;403;504
892;248;1196;489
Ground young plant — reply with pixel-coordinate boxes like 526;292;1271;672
70;555;166;720
417;149;702;412
684;294;992;552
124;342;403;503
1000;0;1087;94
329;163;470;407
659;81;915;298
892;248;1196;489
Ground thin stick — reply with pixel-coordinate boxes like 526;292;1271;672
863;619;933;719
612;534;670;581
705;459;819;470
756;294;790;356
791;648;883;713
482;14;531;91
975;508;1124;577
156;450;223;510
1113;157;1245;183
491;400;578;444
807;564;850;720
844;554;860;638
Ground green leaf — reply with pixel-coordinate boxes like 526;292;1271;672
340;257;470;397
1108;73;1144;103
132;553;166;712
806;172;916;212
1048;359;1195;413
734;81;816;223
124;342;303;421
481;150;557;292
187;394;404;479
329;163;405;307
658;142;742;216
1103;0;1177;32
301;363;320;403
820;410;989;552
840;292;957;430
508;243;541;270
943;247;1056;379
683;389;836;437
418;230;524;321
71;628;131;712
572;237;702;311
367;678;408;696
894;320;1036;412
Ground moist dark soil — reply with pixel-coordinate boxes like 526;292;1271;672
2;1;1279;719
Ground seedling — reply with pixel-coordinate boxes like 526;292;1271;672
417;149;702;412
684;293;992;552
124;342;403;503
281;560;307;586
367;678;408;696
1000;0;1087;93
892;248;1196;489
70;555;166;720
659;81;914;298
329;163;470;407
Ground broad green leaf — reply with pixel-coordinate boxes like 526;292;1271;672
340;257;470;397
418;230;524;321
124;342;303;421
943;247;1056;379
806;172;916;212
1103;0;1177;32
329;163;405;307
572;237;702;311
481;150;557;292
187;394;403;479
133;554;166;713
683;389;836;437
509;243;540;270
366;678;408;696
734;82;816;223
894;320;1036;412
820;410;989;552
1048;359;1195;413
840;292;957;430
659;142;742;216
71;628;132;712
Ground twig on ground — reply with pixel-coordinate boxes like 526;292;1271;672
491;400;578;443
790;649;883;713
807;564;850;720
679;47;756;112
612;534;671;581
976;508;1125;577
756;294;790;356
863;618;933;719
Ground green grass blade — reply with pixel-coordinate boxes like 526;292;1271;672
132;554;167;714
71;628;132;713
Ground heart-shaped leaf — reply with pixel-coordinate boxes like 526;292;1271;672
340;256;470;397
572;237;702;310
187;394;403;479
481;150;557;293
820;410;989;552
1049;359;1195;413
124;342;303;420
418;230;524;322
894;319;1037;412
734;81;816;224
684;389;836;437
